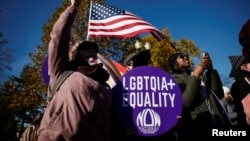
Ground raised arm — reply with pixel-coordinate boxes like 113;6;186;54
48;0;80;82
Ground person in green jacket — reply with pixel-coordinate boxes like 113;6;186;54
167;52;231;140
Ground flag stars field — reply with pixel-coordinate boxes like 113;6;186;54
91;3;125;20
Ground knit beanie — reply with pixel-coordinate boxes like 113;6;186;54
168;53;183;70
228;55;245;69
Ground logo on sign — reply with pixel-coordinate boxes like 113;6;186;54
136;108;160;134
113;66;183;136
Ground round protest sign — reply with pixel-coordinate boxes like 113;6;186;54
113;66;183;137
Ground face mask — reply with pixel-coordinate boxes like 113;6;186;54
88;57;98;66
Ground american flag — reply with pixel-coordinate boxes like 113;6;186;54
87;2;167;41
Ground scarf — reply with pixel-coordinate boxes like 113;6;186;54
229;69;250;78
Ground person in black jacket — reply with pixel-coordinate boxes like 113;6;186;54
229;55;250;126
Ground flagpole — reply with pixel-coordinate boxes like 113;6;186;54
86;0;93;41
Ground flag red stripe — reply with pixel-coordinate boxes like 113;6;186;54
89;28;163;39
89;22;156;32
90;18;152;27
90;16;145;26
90;13;154;26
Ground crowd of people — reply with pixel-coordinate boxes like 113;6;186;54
19;0;250;140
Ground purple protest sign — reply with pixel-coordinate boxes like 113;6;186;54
42;55;49;84
113;66;183;137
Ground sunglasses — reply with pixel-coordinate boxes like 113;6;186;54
178;54;188;59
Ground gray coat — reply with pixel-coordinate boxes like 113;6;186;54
220;98;238;125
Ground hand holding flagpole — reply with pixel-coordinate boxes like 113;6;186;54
71;0;80;8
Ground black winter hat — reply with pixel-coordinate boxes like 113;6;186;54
168;52;183;70
77;41;99;52
124;50;151;67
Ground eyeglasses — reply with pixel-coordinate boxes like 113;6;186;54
178;54;188;59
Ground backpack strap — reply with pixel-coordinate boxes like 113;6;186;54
34;71;74;132
47;70;74;103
